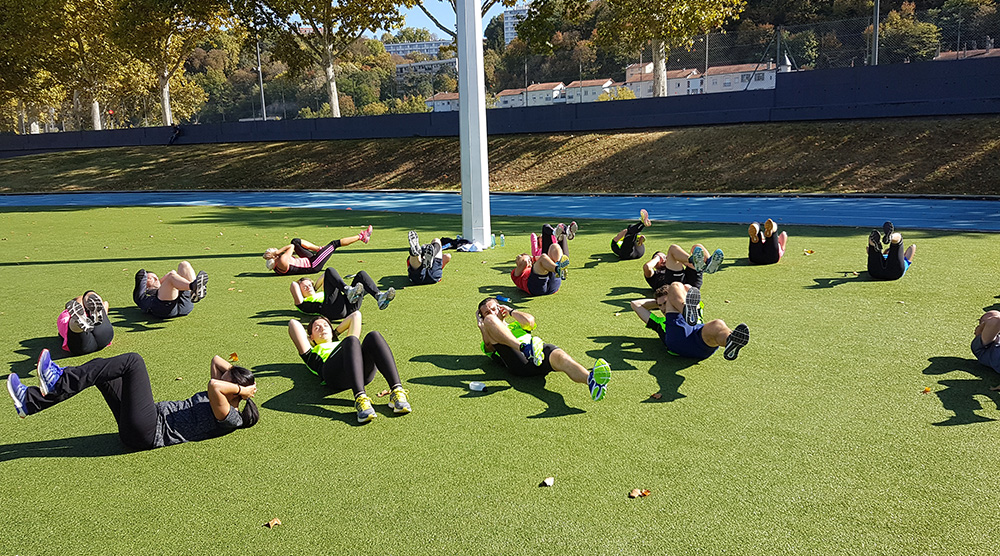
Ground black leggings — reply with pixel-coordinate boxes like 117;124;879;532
320;332;401;396
67;306;114;356
611;221;646;260
867;242;907;280
23;352;157;450
748;234;782;265
320;268;380;321
284;238;341;275
541;224;569;256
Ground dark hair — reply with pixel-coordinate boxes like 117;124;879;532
654;284;673;300
308;316;338;342
477;297;496;315
229;365;259;428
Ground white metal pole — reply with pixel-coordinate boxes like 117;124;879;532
872;0;880;65
457;0;491;246
256;38;267;120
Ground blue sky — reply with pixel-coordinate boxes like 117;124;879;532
379;1;508;39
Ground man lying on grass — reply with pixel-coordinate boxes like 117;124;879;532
476;297;610;400
630;283;749;361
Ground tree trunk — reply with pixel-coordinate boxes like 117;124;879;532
323;45;341;118
91;99;103;131
652;39;668;98
159;73;173;126
17;99;25;135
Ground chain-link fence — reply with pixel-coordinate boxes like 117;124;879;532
635;7;1000;74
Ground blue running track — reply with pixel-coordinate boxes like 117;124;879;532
1;191;998;231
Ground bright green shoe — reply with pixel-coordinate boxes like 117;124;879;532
588;359;611;401
355;393;377;423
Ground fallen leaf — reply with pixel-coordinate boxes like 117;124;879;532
238;290;243;293
724;300;731;303
228;353;239;362
228;287;235;291
852;271;859;276
357;260;364;263
230;280;235;284
175;377;183;381
640;489;651;497
252;333;258;337
540;477;555;487
803;249;815;255
651;392;663;400
921;387;931;394
264;518;282;529
615;312;621;317
991;384;1000;392
629;489;642;498
897;301;905;304
376;389;390;398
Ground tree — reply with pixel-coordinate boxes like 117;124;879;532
381;27;435;43
871;2;941;63
0;0;67;132
484;14;506;53
111;0;229;126
596;0;746;97
597;86;636;100
257;0;412;118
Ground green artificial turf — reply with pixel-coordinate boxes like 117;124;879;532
1;206;999;555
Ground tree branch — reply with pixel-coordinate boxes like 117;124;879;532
416;1;456;39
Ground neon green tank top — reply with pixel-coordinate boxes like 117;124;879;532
481;321;532;354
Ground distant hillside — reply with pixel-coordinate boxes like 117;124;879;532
2;115;998;196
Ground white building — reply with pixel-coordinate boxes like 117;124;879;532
395;58;458;83
384;40;453;58
496;88;526;108
504;7;528;45
525;82;565;106
704;62;776;93
563;78;614;103
425;92;460;112
624;67;703;98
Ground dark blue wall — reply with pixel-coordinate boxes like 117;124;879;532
2;58;998;158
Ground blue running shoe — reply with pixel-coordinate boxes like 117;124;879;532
704;249;725;274
388;387;412;414
355;393;377;423
7;373;27;418
724;323;750;361
588;359;611;401
377;287;396;310
683;287;701;326
520;336;545;366
689;246;707;272
37;349;64;397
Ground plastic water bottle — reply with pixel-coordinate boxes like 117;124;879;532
469;381;486;392
500;233;505;247
490;233;496;248
496;296;511;303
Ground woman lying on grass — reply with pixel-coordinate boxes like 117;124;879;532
288;312;410;424
263;227;373;275
7;350;258;450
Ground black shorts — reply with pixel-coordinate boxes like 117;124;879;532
646;267;702;291
138;291;193;318
527;271;561;296
407;258;443;285
491;343;559;377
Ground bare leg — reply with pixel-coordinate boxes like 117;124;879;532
904;244;916;261
338;234;361;248
777;231;788;252
407;255;421;269
548;349;590;383
663;281;691;313
157;269;195;301
441;253;452;268
663;244;696;272
977;311;1000;344
482;315;524;351
533;251;560;276
613;229;627;242
176;261;196;282
701;319;733;348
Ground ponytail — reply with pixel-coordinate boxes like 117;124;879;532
228;365;260;429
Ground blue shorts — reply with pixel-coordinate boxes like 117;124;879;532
972;336;1000;373
527;271;561;296
647;313;717;360
407;257;443;285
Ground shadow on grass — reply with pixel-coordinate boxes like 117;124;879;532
583;252;620;270
0;433;126;461
922;355;1000;426
107;306;168;333
478;284;530;303
377;274;412;291
408;354;585;419
0;252;256;269
250;308;301;328
600;285;649;311
253;363;373;426
587;335;697;402
984;295;1000;313
806;272;874;289
12;337;68;377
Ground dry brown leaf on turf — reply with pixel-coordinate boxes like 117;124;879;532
264;518;282;528
175;377;183;381
991;384;1000;392
376;389;390;398
651;392;663;400
228;353;239;363
228;287;235;291
540;477;555;487
922;387;931;394
640;489;651;497
629;489;642;498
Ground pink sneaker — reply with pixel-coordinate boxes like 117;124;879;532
358;225;373;244
530;233;541;258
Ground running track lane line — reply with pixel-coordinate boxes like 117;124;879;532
1;191;998;232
